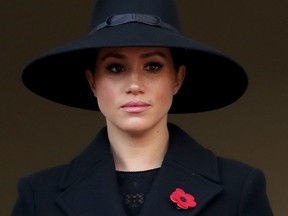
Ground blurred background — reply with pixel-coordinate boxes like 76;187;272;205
1;0;287;215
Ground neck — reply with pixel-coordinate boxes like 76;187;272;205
107;122;169;171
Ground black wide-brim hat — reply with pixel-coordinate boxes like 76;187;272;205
22;0;248;113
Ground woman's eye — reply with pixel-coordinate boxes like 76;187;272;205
106;64;125;73
145;62;163;71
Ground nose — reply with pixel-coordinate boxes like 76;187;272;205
126;72;144;94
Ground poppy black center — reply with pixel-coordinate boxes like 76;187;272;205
180;197;187;202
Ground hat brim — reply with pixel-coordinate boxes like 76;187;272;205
22;23;248;113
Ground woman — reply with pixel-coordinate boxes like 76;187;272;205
12;0;273;215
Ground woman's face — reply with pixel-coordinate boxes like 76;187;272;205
86;47;185;134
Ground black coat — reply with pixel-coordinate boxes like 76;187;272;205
12;123;273;216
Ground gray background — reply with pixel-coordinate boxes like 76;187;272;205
1;0;287;215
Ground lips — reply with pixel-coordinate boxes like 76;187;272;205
121;101;151;113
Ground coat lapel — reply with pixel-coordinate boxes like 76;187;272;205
139;123;223;216
56;128;127;216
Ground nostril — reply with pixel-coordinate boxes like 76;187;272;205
127;83;143;94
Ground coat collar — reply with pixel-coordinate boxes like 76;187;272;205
165;123;220;182
57;123;222;216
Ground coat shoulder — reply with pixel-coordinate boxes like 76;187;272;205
20;164;68;191
217;156;265;180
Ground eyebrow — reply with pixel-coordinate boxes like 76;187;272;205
99;51;169;61
100;53;126;61
140;51;169;59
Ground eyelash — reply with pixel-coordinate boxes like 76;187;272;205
144;62;163;71
106;63;124;73
105;62;163;73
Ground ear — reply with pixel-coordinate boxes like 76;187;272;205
85;69;97;96
173;65;186;95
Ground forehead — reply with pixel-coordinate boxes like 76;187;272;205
96;47;172;59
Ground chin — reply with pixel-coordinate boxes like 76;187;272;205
119;116;166;134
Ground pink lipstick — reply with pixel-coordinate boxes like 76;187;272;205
121;101;151;113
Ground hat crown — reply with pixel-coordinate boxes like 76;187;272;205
90;0;181;31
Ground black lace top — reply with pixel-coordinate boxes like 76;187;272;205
116;168;160;216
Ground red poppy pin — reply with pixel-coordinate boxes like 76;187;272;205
170;188;197;210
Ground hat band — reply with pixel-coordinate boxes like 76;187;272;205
89;13;180;35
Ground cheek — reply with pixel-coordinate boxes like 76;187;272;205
153;79;176;104
94;80;117;112
157;76;177;94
